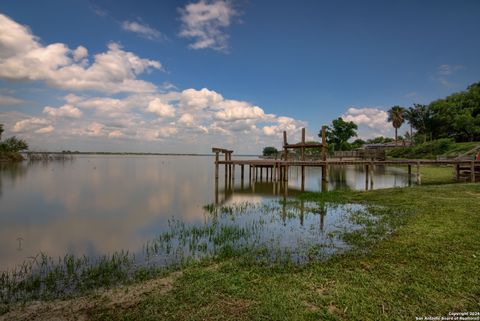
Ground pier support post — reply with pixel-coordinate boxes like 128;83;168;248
301;166;305;189
408;164;412;185
365;164;369;190
321;126;328;186
321;165;328;185
232;164;235;182
321;126;327;161
301;172;305;192
301;128;305;161
214;152;219;180
215;177;219;205
370;163;374;189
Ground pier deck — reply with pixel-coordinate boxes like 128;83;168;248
212;127;480;187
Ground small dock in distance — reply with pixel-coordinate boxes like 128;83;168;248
212;127;480;193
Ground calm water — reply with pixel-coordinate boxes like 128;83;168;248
0;155;412;270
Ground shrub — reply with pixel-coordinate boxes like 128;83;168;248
0;136;28;153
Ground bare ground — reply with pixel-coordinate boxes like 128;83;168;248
0;271;182;321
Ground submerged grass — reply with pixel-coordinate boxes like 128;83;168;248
1;200;388;313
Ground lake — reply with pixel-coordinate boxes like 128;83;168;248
0;155;412;271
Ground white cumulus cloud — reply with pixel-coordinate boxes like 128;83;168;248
35;125;54;134
43;104;82;118
147;98;176;118
179;0;238;51
178;113;195;125
122;21;164;41
0;14;161;93
12;117;50;133
342;107;390;131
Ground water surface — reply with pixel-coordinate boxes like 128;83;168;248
0;155;412;270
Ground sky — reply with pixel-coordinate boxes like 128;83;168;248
0;0;479;153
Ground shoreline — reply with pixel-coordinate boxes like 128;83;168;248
2;170;479;319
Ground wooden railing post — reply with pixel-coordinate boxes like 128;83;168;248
215;152;219;180
321;125;327;161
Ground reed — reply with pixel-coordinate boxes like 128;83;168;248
25;152;74;162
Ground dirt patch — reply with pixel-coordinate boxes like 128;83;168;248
465;192;480;198
0;271;182;321
218;298;253;316
304;301;319;312
328;303;343;316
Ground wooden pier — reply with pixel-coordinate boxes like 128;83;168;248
212;128;480;194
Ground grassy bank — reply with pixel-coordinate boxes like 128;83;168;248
2;172;479;320
387;140;479;159
87;184;479;321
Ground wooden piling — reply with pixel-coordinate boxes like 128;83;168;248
321;125;327;161
370;163;374;189
408;164;412;185
365;164;369;190
321;126;328;184
301;128;305;160
214;152;219;179
215;178;219;205
224;152;228;181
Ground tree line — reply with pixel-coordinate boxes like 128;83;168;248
320;82;480;152
388;82;480;143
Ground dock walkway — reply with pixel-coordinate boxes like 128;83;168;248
212;128;480;186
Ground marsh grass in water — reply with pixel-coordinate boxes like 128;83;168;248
0;199;410;310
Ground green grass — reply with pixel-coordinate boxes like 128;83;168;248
419;165;456;185
387;140;480;159
87;182;480;320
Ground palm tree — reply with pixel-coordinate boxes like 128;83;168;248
387;106;406;145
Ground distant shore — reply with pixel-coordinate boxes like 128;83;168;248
21;151;260;157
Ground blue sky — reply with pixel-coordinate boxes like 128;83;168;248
0;0;479;153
